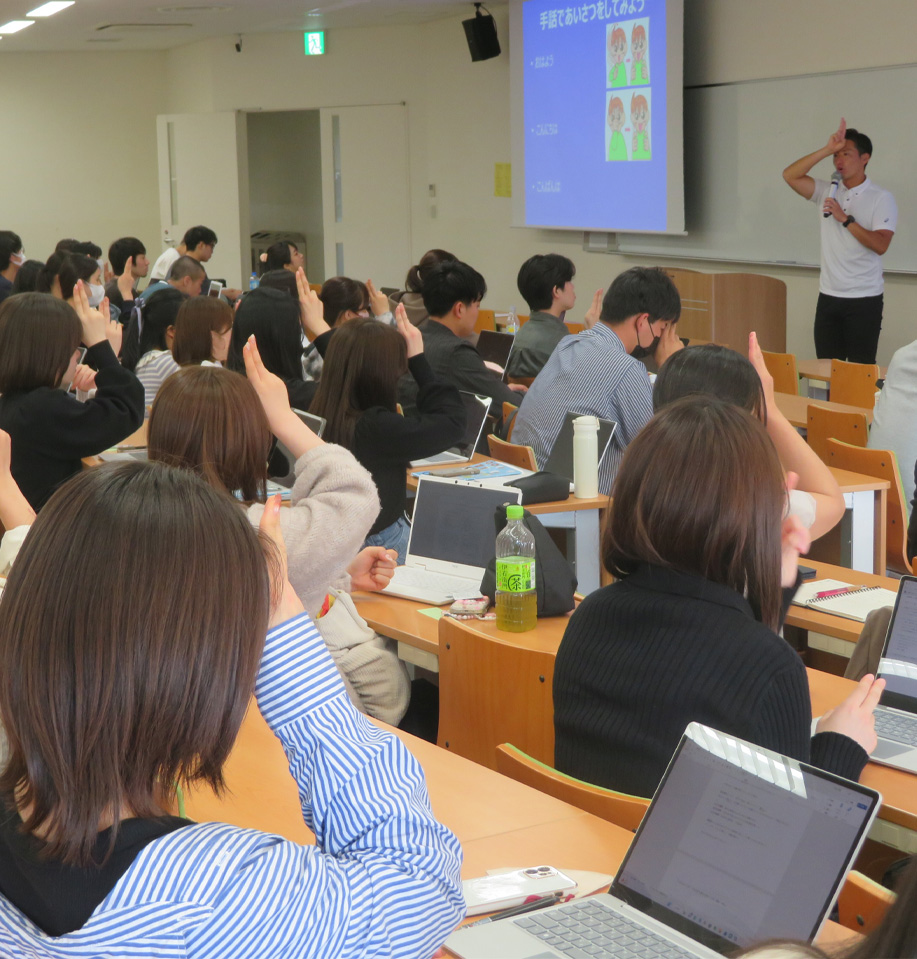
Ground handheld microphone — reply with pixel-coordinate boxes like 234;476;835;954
824;171;842;217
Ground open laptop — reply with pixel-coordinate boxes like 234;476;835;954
268;409;327;488
410;392;492;467
446;722;880;959
382;475;522;605
862;574;917;772
544;411;617;484
476;329;516;375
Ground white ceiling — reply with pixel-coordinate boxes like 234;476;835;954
0;0;496;51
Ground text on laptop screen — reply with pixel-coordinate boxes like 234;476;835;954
879;576;917;702
614;727;877;952
410;480;519;569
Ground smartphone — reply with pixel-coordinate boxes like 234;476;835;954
207;280;224;298
463;866;577;916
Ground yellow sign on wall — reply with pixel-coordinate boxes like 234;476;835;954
494;163;512;198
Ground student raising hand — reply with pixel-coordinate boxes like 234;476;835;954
365;278;390;318
259;491;306;627
72;280;112;348
395;303;423;357
295;267;330;338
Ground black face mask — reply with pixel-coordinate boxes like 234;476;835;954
630;320;659;360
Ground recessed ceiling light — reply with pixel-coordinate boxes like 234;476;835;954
27;1;75;16
156;5;231;11
0;20;34;33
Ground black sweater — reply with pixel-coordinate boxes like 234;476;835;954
353;354;465;534
553;564;868;798
0;340;145;509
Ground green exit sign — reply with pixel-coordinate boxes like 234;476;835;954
304;31;325;55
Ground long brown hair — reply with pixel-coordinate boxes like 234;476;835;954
605;396;786;630
0;461;271;866
148;366;271;503
309;318;407;449
171;296;233;366
0;293;80;392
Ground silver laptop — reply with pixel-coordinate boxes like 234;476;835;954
865;574;917;772
268;409;327;488
447;722;880;959
382;475;522;605
476;329;516;376
544;411;617;484
410;392;492;467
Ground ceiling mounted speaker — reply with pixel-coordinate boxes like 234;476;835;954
463;4;500;62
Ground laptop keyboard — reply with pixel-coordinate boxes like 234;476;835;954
386;567;481;600
875;710;917;746
514;899;692;959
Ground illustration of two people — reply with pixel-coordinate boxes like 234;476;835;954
607;23;649;87
607;94;650;161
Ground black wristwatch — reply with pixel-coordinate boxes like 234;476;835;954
842;215;856;229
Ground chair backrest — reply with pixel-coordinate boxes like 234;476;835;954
806;403;869;460
487;434;537;471
502;402;519;441
564;322;585;335
439;618;555;768
830;359;880;408
475;308;496;333
826;438;909;574
507;375;535;388
837;870;895;934
309;283;322;295
761;349;798;395
517;313;530;326
495;743;649;831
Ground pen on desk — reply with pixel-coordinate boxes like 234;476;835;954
466;892;564;928
815;586;858;599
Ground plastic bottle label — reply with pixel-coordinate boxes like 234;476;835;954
496;557;535;592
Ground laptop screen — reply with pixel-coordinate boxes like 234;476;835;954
408;478;520;569
613;724;879;954
878;574;917;710
455;392;492;456
475;330;515;369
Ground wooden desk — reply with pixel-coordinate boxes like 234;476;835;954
774;391;874;428
798;359;887;400
181;699;857;949
408;457;608;594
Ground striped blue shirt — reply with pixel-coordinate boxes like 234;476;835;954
0;614;464;958
512;322;654;495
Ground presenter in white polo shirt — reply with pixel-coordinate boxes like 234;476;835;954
783;118;897;364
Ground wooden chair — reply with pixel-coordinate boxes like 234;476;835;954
826;438;910;574
309;283;322;295
502;402;519;441
487;435;537;471
761;349;799;395
439;617;555;768
806;403;868;461
496;744;649;831
475;308;496;333
507;375;535;388
564;322;585;335
830;359;880;408
837;870;895;934
517;313;530;326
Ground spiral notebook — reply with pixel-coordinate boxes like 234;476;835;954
792;579;898;622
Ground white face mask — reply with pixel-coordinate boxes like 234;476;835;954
88;283;105;308
10;251;25;268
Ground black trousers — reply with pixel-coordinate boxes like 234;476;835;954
813;291;884;364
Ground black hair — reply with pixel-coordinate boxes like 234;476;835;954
257;269;297;298
108;237;147;275
0;232;23;273
166;256;205;282
54;239;79;255
36;253;64;294
600;266;681;325
653;345;766;422
260;241;296;273
121;288;187;371
845;128;873;159
58;254;99;301
182;226;218;251
421;260;487;318
405;249;457;293
71;241;102;260
10;260;43;295
516;254;576;312
320;276;369;324
226;286;305;383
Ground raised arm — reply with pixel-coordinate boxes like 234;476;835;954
749;332;845;539
782;117;846;199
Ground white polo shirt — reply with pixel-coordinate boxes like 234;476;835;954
810;177;897;298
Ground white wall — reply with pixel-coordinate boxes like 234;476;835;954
0;51;167;266
6;1;916;361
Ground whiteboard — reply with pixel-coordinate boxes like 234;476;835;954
616;64;915;272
